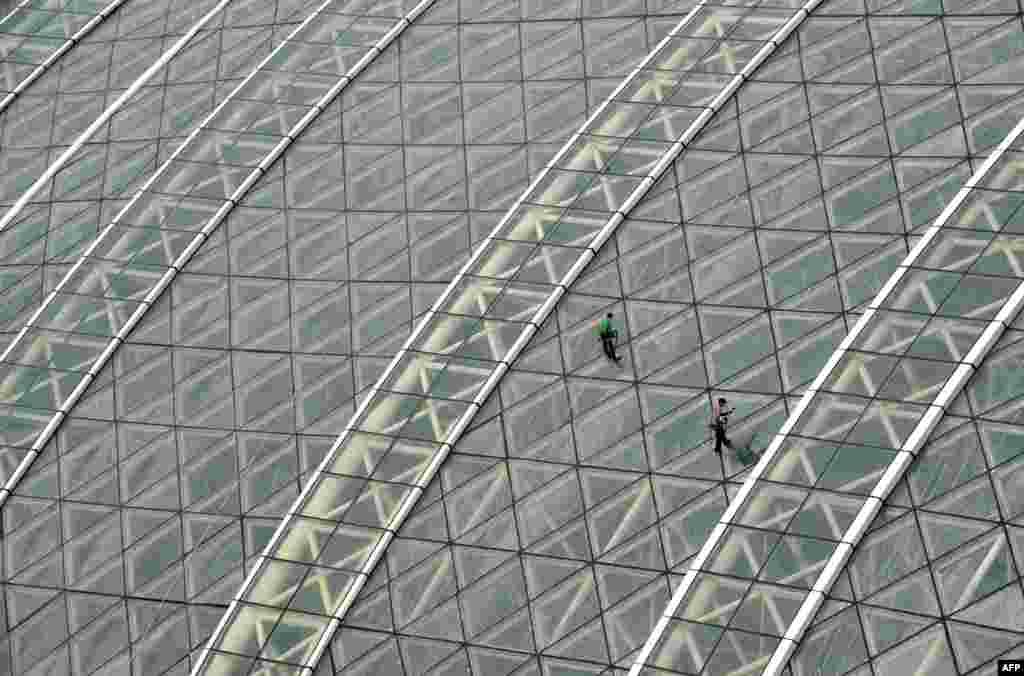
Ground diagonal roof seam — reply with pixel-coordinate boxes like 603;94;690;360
0;0;132;117
626;100;1024;676
0;0;431;507
184;1;847;674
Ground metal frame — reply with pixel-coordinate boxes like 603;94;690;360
627;109;1024;676
10;0;1016;672
0;0;132;116
0;0;404;509
0;1;442;672
0;0;234;235
189;1;848;673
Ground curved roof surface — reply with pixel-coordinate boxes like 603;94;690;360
0;1;1022;675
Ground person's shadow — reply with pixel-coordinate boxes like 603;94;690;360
734;430;762;466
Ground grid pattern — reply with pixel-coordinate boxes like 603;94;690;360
0;0;128;114
0;0;339;490
3;2;1024;676
782;135;1024;675
0;0;326;354
0;2;434;675
0;3;688;676
633;115;1024;676
317;0;1024;675
0;0;236;482
197;2;828;674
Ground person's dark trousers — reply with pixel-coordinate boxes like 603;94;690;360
713;426;733;454
601;335;620;362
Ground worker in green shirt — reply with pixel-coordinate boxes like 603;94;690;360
597;312;622;363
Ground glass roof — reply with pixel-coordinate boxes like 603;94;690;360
1;0;1024;675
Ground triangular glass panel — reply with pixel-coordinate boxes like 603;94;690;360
453;545;517;589
651;476;716;516
815;444;897;493
944;16;1011;47
682;224;749;262
527;516;592;561
388;538;449;581
456;416;506;458
849;510;927;597
524;555;588;600
830;570;855;601
427;649;472;676
594;565;659;608
544;616;610;663
458;507;519;551
441;455;503;494
603;578;669;663
806;83;874;117
866;567;941;618
331;627;392;671
401;500;450;542
812;599;851;627
595;510;662;567
539;656;605;676
572;262;621;298
647;619;724;674
698;306;762;343
7;585;61;628
707;526;783;579
869;624;955;676
533;568;600;650
926;474;1001;522
659;491;728;568
909;427;987;506
918;513;994;561
730;583;806;636
399;635;462;676
718;357;784;395
500;372;563;410
790;607;869;676
514;335;565;374
859;605;935;656
893;156;964;192
760;534;835;588
567;378;631;417
626;300;689;337
476;607;537;652
403;598;465;642
345;585;394;632
746;154;810;188
821;156;888;192
468;647;531;676
758;230;823;266
934;531;1014;614
953;582;1024;631
946;621;1024;672
579;468;641;509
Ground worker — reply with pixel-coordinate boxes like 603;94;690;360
597;312;622;363
710;396;735;455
